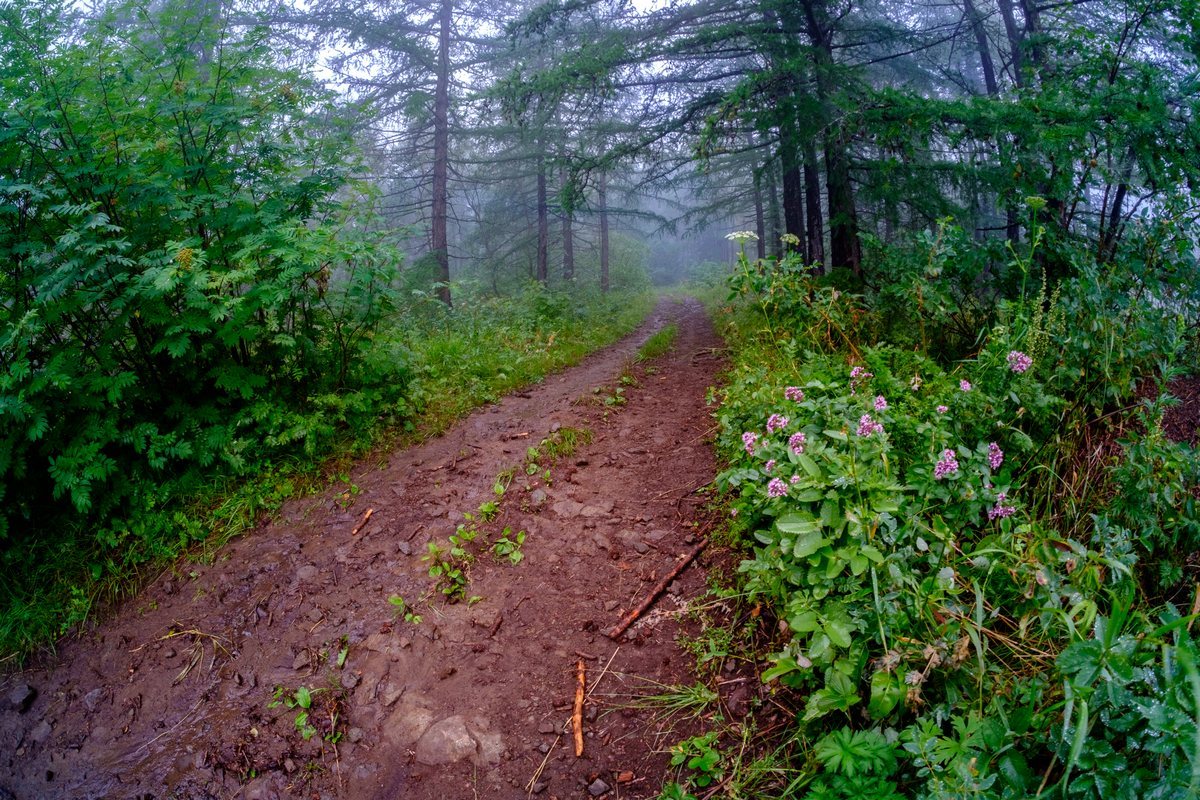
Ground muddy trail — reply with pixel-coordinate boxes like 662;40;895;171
1;297;731;800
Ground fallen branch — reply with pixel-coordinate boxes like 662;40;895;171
606;539;707;639
350;508;375;536
573;659;586;757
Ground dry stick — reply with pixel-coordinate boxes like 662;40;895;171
350;508;375;536
573;659;586;757
606;539;708;640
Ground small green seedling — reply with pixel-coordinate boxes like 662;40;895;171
388;594;423;624
491;528;527;565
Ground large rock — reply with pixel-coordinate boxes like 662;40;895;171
415;716;477;765
413;714;503;767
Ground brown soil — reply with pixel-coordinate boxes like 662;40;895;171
0;297;729;800
1160;375;1200;446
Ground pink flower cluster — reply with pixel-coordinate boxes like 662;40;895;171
1007;350;1032;373
785;386;805;402
766;414;789;434
936;405;949;414
959;380;972;392
874;395;888;412
857;414;884;438
764;459;776;474
934;449;959;479
988;492;1016;520
850;366;873;395
767;478;788;498
788;432;807;455
988;442;1004;470
742;431;759;453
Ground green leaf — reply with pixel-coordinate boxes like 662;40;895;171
867;671;903;719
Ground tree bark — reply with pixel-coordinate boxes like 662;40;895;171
963;0;998;96
803;143;825;270
765;156;783;260
802;0;860;274
599;172;610;293
536;153;549;283
753;163;767;261
561;171;575;280
431;0;452;305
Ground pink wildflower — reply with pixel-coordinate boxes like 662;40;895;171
766;414;789;434
767;478;788;498
788;432;807;455
988;492;1016;520
988;442;1004;470
789;475;801;484
764;459;776;474
959;380;972;392
850;365;874;395
742;431;759;454
857;414;884;438
874;395;888;412
936;405;949;414
934;449;959;480
1007;351;1033;373
785;386;805;402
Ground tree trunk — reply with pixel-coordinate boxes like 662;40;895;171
536;154;548;283
764;157;783;260
803;143;825;270
431;0;452;305
963;0;998;96
599;172;610;293
753;164;767;261
561;170;575;281
997;0;1025;87
802;0;860;275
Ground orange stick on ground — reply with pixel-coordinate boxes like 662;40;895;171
606;539;707;639
573;659;585;757
351;508;374;536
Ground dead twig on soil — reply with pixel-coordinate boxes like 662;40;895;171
350;508;375;536
573;659;586;757
606;540;707;640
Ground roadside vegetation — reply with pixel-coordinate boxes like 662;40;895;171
662;222;1200;799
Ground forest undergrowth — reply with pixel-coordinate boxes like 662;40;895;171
660;220;1200;800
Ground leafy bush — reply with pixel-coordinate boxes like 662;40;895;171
704;229;1200;798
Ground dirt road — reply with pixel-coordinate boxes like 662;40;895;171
1;296;725;800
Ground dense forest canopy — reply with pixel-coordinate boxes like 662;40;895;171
3;0;1200;795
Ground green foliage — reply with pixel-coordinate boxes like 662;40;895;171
490;528;526;565
669;731;724;789
637;324;679;361
698;224;1200;798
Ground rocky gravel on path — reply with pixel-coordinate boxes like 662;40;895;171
0;296;726;800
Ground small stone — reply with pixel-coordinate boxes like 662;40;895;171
633;541;649;554
380;682;405;707
604;600;619;612
348;727;365;744
537;742;550;754
397;541;413;557
616;771;635;783
530;489;548;506
8;683;36;714
341;672;360;690
587;778;610;796
296;565;318;582
283;758;297;774
531;780;549;794
30;720;52;743
537;720;556;734
292;651;309;671
163;647;177;659
82;688;104;713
